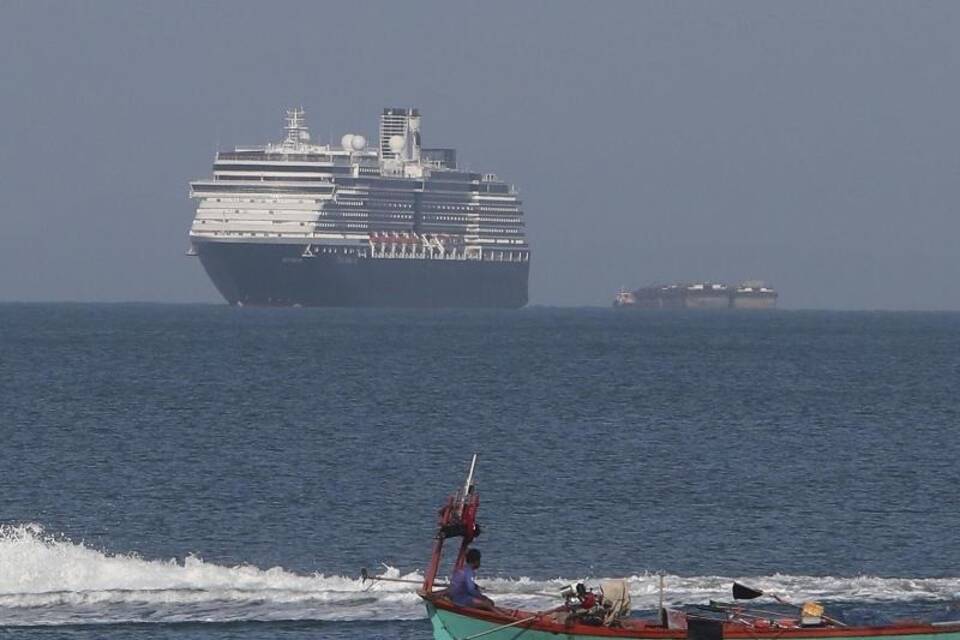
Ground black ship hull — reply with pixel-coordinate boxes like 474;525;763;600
196;242;529;308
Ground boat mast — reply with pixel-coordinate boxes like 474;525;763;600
451;453;479;573
461;454;478;514
422;454;480;594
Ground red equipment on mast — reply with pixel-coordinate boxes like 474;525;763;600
422;454;481;593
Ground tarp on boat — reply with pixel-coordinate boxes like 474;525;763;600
600;580;631;625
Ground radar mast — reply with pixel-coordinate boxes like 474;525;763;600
283;107;310;149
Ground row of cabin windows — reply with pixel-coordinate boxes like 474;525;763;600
211;198;316;205
335;201;413;208
333;203;483;215
314;222;367;229
197;220;312;226
193;185;333;194
425;205;472;212
213;163;353;174
216;153;334;162
215;175;334;183
318;211;367;218
217;211;416;223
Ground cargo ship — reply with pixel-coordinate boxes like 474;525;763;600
614;281;778;309
188;107;529;308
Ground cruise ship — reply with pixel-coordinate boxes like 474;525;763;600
613;281;778;309
188;107;529;308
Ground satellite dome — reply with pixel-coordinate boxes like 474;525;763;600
341;133;355;150
389;135;405;154
351;135;366;151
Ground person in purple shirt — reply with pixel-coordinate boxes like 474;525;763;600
447;548;498;611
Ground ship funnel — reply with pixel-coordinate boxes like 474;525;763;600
379;107;421;162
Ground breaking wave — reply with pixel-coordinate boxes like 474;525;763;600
1;524;958;627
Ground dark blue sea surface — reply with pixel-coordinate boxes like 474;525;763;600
1;305;959;638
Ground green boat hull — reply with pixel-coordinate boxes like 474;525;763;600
427;602;615;640
425;601;960;640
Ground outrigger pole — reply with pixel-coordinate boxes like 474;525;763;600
361;568;448;588
363;567;560;598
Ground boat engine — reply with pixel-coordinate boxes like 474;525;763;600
562;583;605;625
561;580;632;627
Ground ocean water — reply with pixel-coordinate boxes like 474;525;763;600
1;305;959;638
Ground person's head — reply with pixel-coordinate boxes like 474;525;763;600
466;548;482;569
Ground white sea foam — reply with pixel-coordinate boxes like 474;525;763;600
0;524;957;627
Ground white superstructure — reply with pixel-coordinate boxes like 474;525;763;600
189;107;529;265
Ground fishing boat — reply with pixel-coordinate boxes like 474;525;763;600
408;455;960;640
